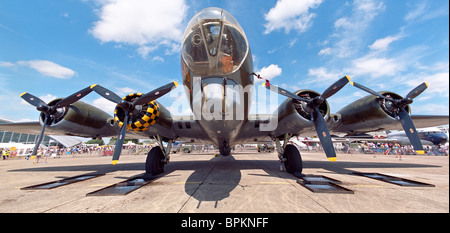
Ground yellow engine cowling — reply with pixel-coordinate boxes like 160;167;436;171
114;93;160;131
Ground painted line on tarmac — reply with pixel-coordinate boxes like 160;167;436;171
259;182;290;185
173;182;202;185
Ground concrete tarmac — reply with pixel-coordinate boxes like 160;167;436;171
0;150;448;213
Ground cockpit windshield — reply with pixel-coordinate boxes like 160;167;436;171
182;7;249;76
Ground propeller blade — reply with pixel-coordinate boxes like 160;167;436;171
312;107;337;161
30;114;49;159
133;81;178;106
350;82;396;101
398;107;425;154
112;111;129;165
321;76;351;100
20;92;47;108
55;87;93;108
262;83;311;103
90;84;123;104
405;82;428;100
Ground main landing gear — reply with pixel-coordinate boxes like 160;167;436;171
275;134;303;177
145;135;172;176
219;147;231;156
219;140;231;156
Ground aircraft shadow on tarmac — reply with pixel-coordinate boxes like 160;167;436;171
9;154;440;207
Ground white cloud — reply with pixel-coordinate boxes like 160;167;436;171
403;1;448;23
331;0;385;57
413;72;449;97
151;56;164;62
289;38;298;47
92;97;117;114
116;87;137;96
431;62;449;73
256;64;282;81
318;47;331;55
17;60;76;79
0;61;14;67
264;0;322;34
351;56;403;78
308;67;336;81
404;2;427;22
137;45;158;58
369;35;401;51
334;0;385;31
90;0;187;56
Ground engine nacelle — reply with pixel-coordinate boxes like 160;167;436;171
114;93;160;131
41;99;117;138
331;91;410;134
272;89;330;137
114;93;173;133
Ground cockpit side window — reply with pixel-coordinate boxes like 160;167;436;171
182;24;209;74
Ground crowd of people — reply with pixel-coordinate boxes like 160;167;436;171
341;142;449;156
298;140;448;157
0;144;155;162
1;141;448;164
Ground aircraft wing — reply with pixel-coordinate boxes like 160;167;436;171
226;116;274;145
233;111;448;146
0;116;211;142
139;115;212;144
329;114;449;134
234;112;342;145
0;121;60;135
411;115;449;128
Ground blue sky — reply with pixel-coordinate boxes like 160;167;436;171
0;0;448;122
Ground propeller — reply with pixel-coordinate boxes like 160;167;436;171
262;75;351;161
90;81;178;165
20;87;93;158
350;81;428;154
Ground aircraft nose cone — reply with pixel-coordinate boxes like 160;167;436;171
433;133;449;145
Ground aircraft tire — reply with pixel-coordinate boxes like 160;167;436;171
145;147;165;176
283;144;303;175
219;147;231;156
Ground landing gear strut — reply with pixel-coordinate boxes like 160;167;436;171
275;134;303;177
145;135;172;176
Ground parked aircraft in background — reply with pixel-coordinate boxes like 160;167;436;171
356;127;448;146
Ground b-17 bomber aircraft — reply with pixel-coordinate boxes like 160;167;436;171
1;8;448;177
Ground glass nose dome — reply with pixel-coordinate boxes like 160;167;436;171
182;7;249;76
